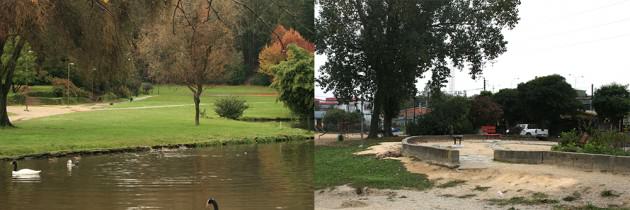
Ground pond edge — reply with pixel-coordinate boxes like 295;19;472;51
1;134;314;161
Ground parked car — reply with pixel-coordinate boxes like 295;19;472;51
508;124;548;139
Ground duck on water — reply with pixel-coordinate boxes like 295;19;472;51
11;160;41;177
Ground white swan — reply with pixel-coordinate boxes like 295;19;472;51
67;159;79;168
11;161;41;176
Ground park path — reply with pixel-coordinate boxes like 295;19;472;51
7;95;155;122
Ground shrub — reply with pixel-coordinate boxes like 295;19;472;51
51;78;89;98
9;93;26;104
100;92;118;102
553;130;630;156
114;86;132;98
141;82;153;94
214;96;249;120
323;109;361;132
558;130;580;146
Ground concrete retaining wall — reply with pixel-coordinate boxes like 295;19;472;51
494;150;544;164
402;136;460;168
495;149;630;174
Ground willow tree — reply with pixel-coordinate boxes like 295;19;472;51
0;1;51;127
140;0;236;126
317;0;521;137
0;0;167;127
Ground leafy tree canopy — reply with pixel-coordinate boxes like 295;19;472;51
270;44;314;119
316;0;520;137
593;83;630;130
517;74;580;129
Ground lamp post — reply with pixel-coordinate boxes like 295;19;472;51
67;62;74;106
92;67;96;100
24;50;33;112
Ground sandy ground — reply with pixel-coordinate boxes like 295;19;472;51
7;95;153;122
316;140;630;209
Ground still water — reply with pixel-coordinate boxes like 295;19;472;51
0;142;313;210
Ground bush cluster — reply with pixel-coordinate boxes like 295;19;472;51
322;109;362;132
552;130;630;156
214;96;249;120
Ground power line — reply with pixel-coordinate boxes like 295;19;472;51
535;32;630;51
529;15;630;40
536;0;629;24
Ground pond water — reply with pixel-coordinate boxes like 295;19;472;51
0;142;313;210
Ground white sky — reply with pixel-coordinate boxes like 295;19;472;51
315;0;630;98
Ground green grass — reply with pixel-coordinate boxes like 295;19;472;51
112;85;291;119
600;190;621;198
473;185;491;192
315;139;432;190
562;192;582;202
554;204;630;210
0;85;309;158
488;192;559;206
437;180;466;188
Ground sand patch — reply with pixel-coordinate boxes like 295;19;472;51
316;140;630;209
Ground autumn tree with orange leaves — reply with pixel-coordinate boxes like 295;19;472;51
258;25;314;78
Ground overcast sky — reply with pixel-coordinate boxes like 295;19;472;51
315;0;630;98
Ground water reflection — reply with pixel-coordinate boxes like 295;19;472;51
1;141;313;210
11;174;41;183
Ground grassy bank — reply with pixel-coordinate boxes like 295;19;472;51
0;86;309;158
315;138;431;190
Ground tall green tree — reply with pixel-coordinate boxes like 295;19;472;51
593;84;630;131
493;88;523;128
317;0;520;137
517;75;580;134
270;44;314;120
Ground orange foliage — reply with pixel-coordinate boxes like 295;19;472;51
258;25;314;76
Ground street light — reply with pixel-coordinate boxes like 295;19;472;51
24;50;34;112
67;62;74;106
92;67;96;100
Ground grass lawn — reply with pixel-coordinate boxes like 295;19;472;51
112;85;291;119
0;85;309;158
315;138;432;190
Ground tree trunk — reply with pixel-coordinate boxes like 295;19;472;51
383;110;393;137
194;92;201;126
193;84;203;126
0;37;26;128
0;93;11;127
368;90;383;138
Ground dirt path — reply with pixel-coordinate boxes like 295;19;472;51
7;96;156;122
316;141;630;209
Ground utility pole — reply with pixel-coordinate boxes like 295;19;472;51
483;77;486;92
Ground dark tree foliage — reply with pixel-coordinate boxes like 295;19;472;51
317;0;520;137
493;88;522;128
470;95;503;128
593;84;630;131
408;95;473;135
517;75;580;134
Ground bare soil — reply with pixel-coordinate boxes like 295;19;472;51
316;140;630;209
